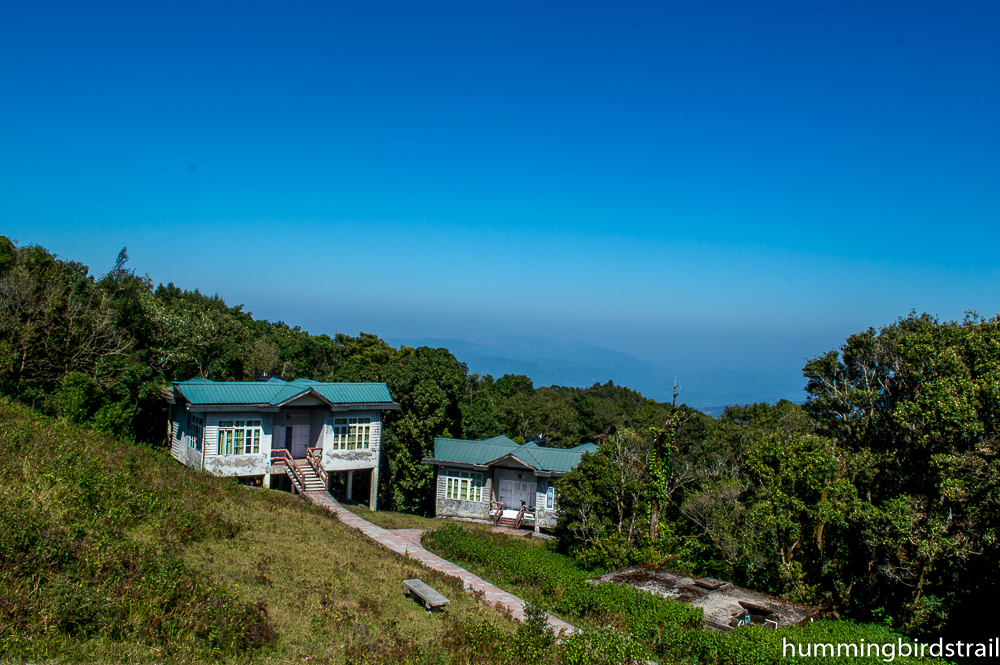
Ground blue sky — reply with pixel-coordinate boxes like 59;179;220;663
3;1;999;401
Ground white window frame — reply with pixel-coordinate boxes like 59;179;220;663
546;482;555;510
445;468;483;502
217;420;262;456
188;414;204;451
331;417;371;450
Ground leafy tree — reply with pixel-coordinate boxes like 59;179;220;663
802;312;1000;633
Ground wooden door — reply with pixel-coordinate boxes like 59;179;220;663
291;424;310;458
498;480;513;507
511;481;536;508
524;482;537;508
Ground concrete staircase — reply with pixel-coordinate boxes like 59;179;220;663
495;507;527;529
289;458;326;493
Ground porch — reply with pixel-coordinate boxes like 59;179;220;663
270;446;380;510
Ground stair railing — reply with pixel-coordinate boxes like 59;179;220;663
269;449;308;492
514;504;527;529
306;447;328;487
490;501;504;526
288;461;308;493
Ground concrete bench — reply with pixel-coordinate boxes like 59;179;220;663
403;578;450;611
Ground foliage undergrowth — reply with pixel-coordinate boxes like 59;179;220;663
426;524;951;665
427;523;701;639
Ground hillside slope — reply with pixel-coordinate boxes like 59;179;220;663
0;399;517;663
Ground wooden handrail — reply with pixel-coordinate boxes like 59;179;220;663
490;501;504;526
514;505;527;529
287;460;307;493
269;449;310;493
306;447;328;487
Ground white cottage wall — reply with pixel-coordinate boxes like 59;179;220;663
321;411;382;472
202;412;273;477
171;411;205;471
434;467;493;522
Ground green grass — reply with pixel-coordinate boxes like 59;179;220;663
0;399;524;663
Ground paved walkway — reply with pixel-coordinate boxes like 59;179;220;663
491;525;556;540
304;491;577;636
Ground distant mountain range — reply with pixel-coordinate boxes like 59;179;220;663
386;335;806;413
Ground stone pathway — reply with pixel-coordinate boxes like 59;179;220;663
304;491;577;636
491;525;556;540
390;528;425;549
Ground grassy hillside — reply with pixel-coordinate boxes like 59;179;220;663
0;398;519;663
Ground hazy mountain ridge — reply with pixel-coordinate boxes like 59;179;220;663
387;336;806;410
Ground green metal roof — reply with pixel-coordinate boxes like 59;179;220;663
171;377;395;407
312;383;396;404
431;436;596;474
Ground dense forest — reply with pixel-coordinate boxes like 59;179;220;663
2;237;997;647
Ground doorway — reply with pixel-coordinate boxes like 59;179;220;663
498;479;536;509
291;424;310;458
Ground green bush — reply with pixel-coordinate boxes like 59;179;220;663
426;523;701;643
558;625;649;665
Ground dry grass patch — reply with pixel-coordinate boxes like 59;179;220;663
183;486;517;662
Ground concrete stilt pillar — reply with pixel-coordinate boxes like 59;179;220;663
370;466;379;511
346;470;354;500
263;474;271;489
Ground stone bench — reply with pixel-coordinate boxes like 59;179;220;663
403;578;451;611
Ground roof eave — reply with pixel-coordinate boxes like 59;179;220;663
186;404;280;412
327;401;400;411
422;457;490;471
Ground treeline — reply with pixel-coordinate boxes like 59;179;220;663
0;238;692;515
556;313;1000;642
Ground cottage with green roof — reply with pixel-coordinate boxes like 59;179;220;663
422;436;598;530
162;377;399;509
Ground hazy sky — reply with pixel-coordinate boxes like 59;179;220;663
3;1;999;386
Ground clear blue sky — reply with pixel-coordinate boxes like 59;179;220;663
3;1;999;392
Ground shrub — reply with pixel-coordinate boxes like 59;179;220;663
426;523;702;642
